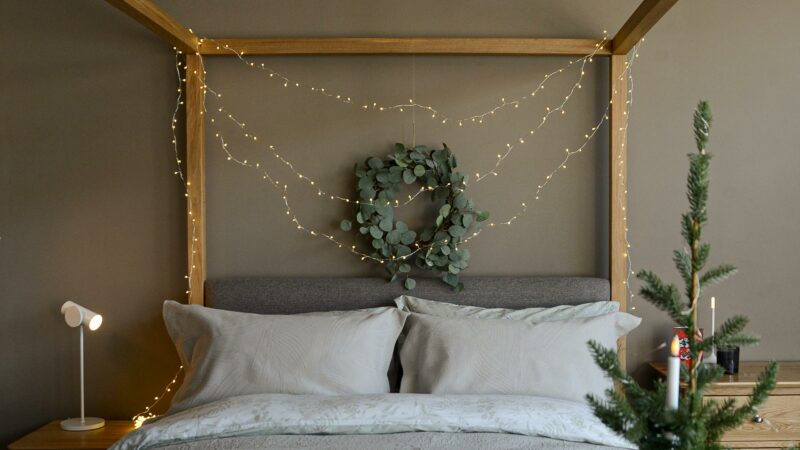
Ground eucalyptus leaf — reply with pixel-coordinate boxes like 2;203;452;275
439;204;451;217
413;164;425;177
476;211;490;222
371;238;384;249
356;212;364;224
386;230;401;245
448;225;466;237
359;226;368;235
395;221;408;232
404;278;416;290
339;219;352;231
403;169;416;184
462;214;473;228
369;226;383;239
453;192;468;209
400;230;416;245
399;263;411;273
367;157;384;169
448;264;460;274
443;272;459;287
440;245;451;255
379;217;393;232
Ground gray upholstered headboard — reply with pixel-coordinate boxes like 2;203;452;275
205;276;611;314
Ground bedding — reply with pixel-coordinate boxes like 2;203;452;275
395;295;619;322
162;301;407;414
111;393;634;450
399;312;641;403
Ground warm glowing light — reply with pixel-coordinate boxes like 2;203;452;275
670;335;680;357
88;314;103;331
711;296;716;309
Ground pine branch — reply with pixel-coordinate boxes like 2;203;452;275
636;270;687;326
696;242;711;270
687;153;712;224
700;264;737;288
696;315;759;355
673;249;692;292
587;341;647;400
587;388;637;437
694;100;712;152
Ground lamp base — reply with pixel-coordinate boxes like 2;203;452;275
60;417;105;431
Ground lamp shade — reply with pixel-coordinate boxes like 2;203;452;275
61;301;102;331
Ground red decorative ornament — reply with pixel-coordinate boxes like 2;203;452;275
673;327;704;366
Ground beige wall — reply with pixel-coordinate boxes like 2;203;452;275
2;0;798;445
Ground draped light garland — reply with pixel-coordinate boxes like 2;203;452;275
133;35;642;425
202;33;610;129
199;38;609;196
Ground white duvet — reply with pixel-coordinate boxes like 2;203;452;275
112;393;634;450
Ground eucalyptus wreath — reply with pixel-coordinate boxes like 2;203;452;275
340;143;489;291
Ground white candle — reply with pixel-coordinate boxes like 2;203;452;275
666;335;680;410
706;297;717;365
711;296;716;331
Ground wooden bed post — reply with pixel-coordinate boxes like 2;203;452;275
185;54;206;305
609;54;629;369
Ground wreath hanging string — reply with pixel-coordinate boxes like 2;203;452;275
340;143;489;291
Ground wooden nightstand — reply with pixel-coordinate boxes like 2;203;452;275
650;361;800;449
9;421;135;450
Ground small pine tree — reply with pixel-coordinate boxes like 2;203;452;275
586;100;779;450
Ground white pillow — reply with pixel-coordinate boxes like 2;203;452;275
394;295;620;323
163;301;408;414
399;312;640;404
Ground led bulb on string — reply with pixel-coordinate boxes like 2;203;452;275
203;33;608;129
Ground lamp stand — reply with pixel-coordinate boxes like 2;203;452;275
61;326;105;431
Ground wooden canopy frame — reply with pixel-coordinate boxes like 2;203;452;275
106;0;677;368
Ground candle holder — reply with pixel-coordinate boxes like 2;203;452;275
717;347;740;375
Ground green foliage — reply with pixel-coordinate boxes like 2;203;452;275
341;143;487;291
588;101;778;449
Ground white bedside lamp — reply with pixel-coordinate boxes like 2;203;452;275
60;301;106;431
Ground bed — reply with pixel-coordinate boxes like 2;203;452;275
112;276;635;450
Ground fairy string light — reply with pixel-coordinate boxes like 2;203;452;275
192;42;605;206
617;44;640;311
202;33;609;128
201;42;641;263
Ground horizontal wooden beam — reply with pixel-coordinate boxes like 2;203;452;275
199;38;610;56
106;0;198;53
612;0;678;54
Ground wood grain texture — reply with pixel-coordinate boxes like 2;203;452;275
609;54;629;370
650;361;800;447
185;54;206;306
199;38;611;56
105;0;198;52
708;395;800;446
8;420;134;449
612;0;678;54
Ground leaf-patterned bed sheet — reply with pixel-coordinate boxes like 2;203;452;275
112;394;635;450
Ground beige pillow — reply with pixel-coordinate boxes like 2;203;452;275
399;312;640;404
163;301;408;414
394;295;619;323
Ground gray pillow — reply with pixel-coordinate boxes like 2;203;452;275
163;301;408;414
394;295;619;323
399;312;640;404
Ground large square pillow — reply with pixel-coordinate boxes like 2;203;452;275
399;312;640;404
163;301;408;414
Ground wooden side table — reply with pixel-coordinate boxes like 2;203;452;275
650;361;800;449
9;421;135;450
